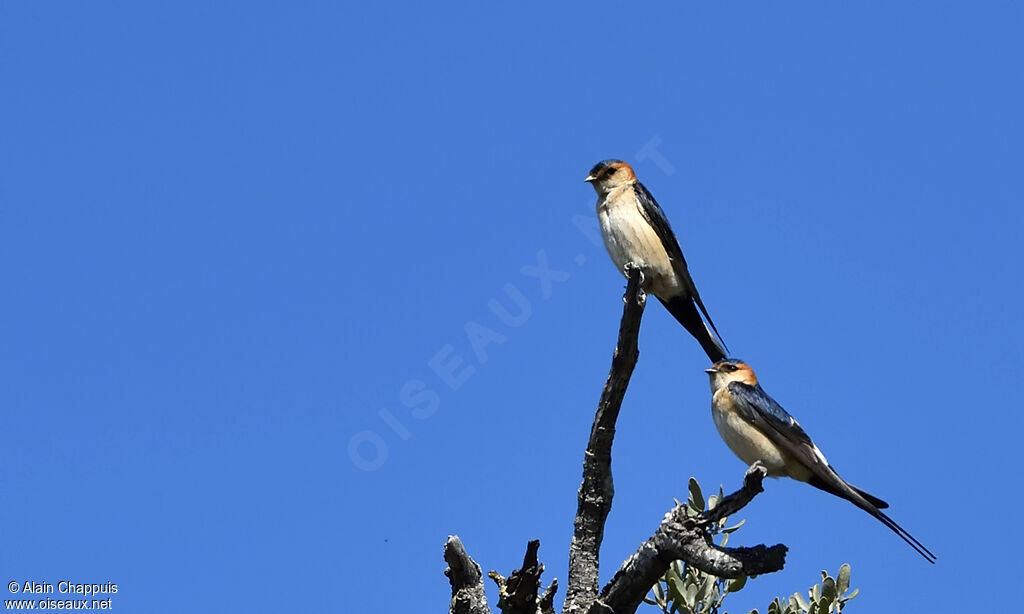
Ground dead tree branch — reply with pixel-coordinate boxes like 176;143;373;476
564;266;647;614
447;537;559;614
538;579;558;614
490;540;544;614
445;536;493;614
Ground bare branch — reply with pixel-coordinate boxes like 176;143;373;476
588;465;788;614
538;579;558;614
495;540;544;614
445;536;494;614
701;462;770;525
564;267;647;614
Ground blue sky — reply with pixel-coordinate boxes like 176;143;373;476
2;2;1022;612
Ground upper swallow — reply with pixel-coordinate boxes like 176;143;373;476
705;359;936;563
586;159;727;362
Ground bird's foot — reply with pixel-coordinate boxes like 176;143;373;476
744;461;769;486
623;262;646;286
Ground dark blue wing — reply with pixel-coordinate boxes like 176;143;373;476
726;383;935;562
632;182;725;346
726;381;815;448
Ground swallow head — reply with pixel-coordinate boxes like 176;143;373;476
585;159;636;195
705;359;758;392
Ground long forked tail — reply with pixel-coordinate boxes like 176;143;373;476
808;475;936;563
871;509;937;564
658;295;727;362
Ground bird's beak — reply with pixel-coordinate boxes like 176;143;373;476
704;367;719;374
584;174;597;183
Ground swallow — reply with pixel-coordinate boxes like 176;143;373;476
586;160;726;362
705;359;935;563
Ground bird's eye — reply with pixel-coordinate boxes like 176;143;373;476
605;167;617;176
723;364;737;372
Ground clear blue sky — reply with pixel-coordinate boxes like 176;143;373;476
2;3;1022;613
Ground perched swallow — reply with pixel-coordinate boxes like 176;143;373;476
586;160;726;362
706;359;935;563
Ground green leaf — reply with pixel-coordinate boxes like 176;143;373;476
684;582;699;608
707;494;720;510
793;592;810;611
694;575;711;603
720;532;729;547
653;581;665;602
811;583;820;602
688;478;705;512
722;519;746;534
842;588;859;602
821;577;836;603
668;574;687;606
700;579;718;611
836;564;851;595
728;575;748;593
817;596;831;614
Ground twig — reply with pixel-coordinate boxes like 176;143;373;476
563;266;647;614
538;579;558;614
495;540;544;614
701;462;769;525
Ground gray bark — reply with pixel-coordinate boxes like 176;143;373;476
445;536;493;614
563;267;646;614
